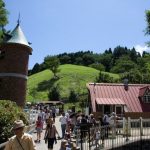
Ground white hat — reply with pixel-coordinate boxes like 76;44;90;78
13;120;25;130
111;112;116;116
90;113;94;116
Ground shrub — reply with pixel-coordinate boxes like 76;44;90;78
48;86;60;101
0;100;29;143
68;90;77;102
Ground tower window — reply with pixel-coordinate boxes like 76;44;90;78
0;50;5;59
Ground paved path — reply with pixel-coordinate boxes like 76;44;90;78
32;116;62;150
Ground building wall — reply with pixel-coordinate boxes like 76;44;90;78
0;44;30;74
0;76;26;106
125;112;150;119
0;43;31;107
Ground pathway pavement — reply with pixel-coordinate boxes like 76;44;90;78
32;116;62;150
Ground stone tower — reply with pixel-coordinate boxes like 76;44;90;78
0;23;32;107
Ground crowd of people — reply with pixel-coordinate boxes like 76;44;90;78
35;107;100;149
4;104;121;150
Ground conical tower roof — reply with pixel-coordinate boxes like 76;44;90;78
7;23;30;47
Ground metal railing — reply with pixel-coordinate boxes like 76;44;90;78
75;118;150;150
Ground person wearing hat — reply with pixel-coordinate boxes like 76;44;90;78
109;112;121;137
103;112;110;138
4;120;36;150
109;112;117;125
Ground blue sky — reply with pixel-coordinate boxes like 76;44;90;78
4;0;150;69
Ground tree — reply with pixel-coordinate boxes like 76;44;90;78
44;56;60;78
89;63;105;71
110;55;137;73
129;47;139;63
142;72;150;83
120;69;142;83
96;71;115;83
29;88;38;100
104;48;112;54
59;55;71;64
75;57;83;65
98;53;113;72
82;53;95;66
30;63;41;74
145;10;150;47
68;90;77;102
145;10;150;35
113;46;128;59
48;86;60;101
0;0;8;43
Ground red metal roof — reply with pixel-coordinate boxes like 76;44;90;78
87;83;150;112
139;86;149;97
96;98;125;105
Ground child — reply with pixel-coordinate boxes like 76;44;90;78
95;128;100;148
35;116;43;143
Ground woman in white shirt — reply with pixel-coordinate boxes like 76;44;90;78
59;112;67;139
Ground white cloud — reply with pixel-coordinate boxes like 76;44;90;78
134;44;150;55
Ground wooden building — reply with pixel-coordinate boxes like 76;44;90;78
87;83;150;118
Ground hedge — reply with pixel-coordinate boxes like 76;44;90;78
0;100;28;143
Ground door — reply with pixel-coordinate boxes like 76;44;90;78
104;105;111;114
116;106;122;116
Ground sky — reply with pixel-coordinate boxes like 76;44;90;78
4;0;150;69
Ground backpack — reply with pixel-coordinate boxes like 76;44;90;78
103;115;107;123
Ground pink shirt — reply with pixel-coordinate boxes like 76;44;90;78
36;120;43;129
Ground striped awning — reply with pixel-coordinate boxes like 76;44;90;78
96;98;125;105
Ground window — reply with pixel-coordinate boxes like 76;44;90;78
143;90;150;103
115;106;122;115
143;95;150;103
0;50;5;59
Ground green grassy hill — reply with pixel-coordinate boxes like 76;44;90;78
27;64;119;102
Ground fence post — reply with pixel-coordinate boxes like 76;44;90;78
128;117;131;136
76;128;80;148
139;117;143;136
112;116;117;137
125;118;129;142
123;117;126;135
88;128;91;150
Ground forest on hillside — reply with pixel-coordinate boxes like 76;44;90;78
29;46;150;83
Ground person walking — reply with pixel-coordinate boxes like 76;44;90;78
4;120;36;150
103;112;110;138
109;112;121;136
59;112;67;139
51;106;56;123
35;116;43;143
45;110;51;124
44;118;60;150
38;109;45;123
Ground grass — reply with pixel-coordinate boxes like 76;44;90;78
27;64;119;102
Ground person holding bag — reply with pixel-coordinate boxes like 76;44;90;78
4;120;36;150
44;118;60;150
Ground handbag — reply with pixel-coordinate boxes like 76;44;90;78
44;135;48;143
44;130;48;143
